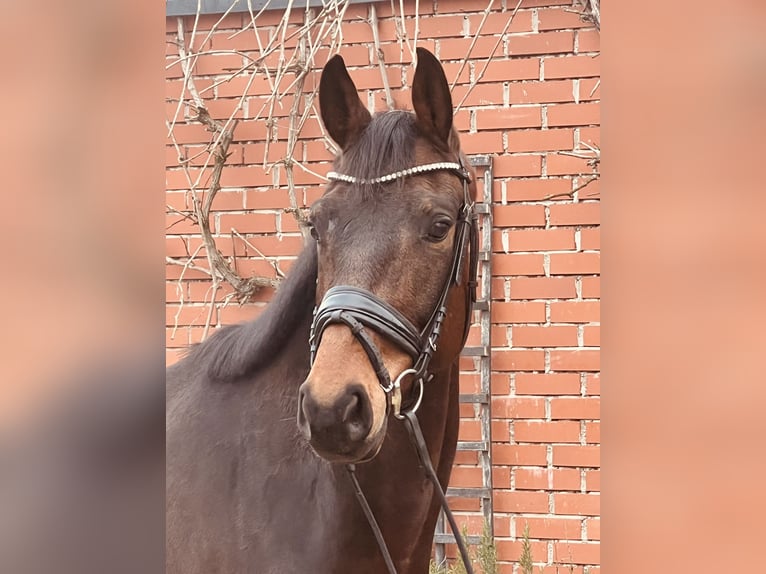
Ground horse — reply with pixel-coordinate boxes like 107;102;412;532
166;47;479;574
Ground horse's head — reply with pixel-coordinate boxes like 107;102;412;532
297;48;477;463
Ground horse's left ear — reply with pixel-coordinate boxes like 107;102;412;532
412;47;453;149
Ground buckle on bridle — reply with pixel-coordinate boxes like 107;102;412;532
390;368;424;419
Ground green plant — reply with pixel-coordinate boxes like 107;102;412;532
518;523;534;574
429;520;498;574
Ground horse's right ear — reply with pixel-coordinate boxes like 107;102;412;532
319;55;372;150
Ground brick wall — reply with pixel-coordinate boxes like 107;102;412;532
166;1;600;571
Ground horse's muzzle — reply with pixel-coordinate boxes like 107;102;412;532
297;381;380;462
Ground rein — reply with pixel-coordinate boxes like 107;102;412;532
310;159;479;574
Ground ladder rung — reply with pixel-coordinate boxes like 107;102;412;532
457;441;489;451
458;393;488;404
434;534;483;545
461;346;488;357
468;155;492;168
446;487;491;498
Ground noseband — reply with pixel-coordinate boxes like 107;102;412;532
309;159;478;417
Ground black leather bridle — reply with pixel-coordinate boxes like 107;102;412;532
309;158;479;574
310;158;478;418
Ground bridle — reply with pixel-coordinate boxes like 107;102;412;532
308;158;479;574
310;158;478;418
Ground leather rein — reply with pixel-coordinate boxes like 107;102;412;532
309;158;479;574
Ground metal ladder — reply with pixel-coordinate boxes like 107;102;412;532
433;155;494;563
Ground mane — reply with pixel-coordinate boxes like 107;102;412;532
185;240;318;383
338;110;418;198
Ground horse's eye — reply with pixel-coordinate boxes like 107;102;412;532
308;222;320;242
427;219;452;242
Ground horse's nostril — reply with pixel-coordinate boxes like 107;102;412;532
342;387;371;443
296;385;312;440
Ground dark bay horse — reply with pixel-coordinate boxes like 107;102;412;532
167;48;478;574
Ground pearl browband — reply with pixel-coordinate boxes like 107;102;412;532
326;161;463;185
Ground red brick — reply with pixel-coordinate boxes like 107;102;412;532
460;131;505;154
166;304;214;327
494;154;542;177
417;14;467;38
468;10;534;35
581;276;600;298
492;396;545;419
578;126;600;148
515;467;581;491
550;397;600;420
495;540;549;563
166;212;199;235
312;45;370;68
552;445;600;467
579;78;601;101
493;443;548;466
508;31;574;56
544;54;600;79
476;106;542;129
218;166;275;187
550;349;600;371
185;13;243;31
510;80;574;104
586;517;600;540
514;517;582;540
580;228;600;249
548;202;599;225
450;466;483;488
549;252;600;275
477;57;541;83
585;469;600;492
515;421;581;443
546;153;595;176
506;128;573;152
538;7;592;30
235;235;304;257
494;491;549;513
505;178;573;201
513;325;579;347
585;374;600;396
217;212;277;234
550;301;599;323
515;373;581;395
554;493;600;516
510;277;577;299
193;53;245;76
577;29;600;53
494;204;547;227
553;542;600;565
492;302;547;323
492;349;545;371
583;325;600;347
245;189;292;210
492;419;511;442
452;83;505;107
506;227;575;251
438;36;502;62
585;421;600;444
547;102;600;126
492;253;546;276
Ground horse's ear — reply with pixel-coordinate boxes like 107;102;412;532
412;47;453;148
319;55;372;149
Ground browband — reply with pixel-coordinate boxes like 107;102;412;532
327;162;465;185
